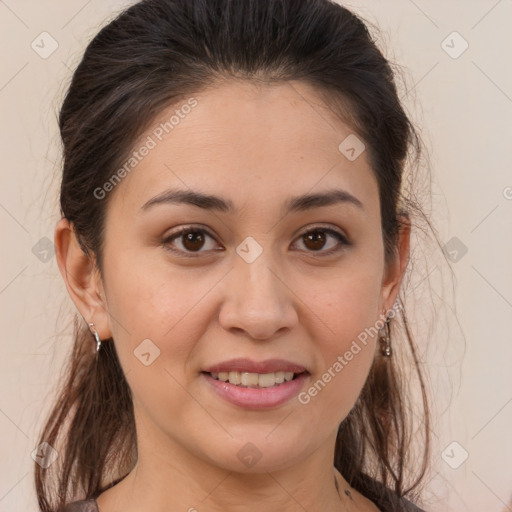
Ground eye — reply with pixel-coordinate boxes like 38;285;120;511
162;226;220;256
292;226;349;256
162;224;350;258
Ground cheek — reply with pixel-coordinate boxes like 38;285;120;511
302;255;383;349
102;249;220;375
101;253;221;434
294;259;383;418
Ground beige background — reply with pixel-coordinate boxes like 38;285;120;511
1;1;511;510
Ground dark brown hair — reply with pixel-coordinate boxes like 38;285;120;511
35;0;432;509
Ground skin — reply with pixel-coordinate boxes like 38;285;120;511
55;80;410;512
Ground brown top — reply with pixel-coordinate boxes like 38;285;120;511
62;485;426;512
61;498;99;512
62;472;426;512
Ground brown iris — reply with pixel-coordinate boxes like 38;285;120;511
182;231;206;251
303;230;327;251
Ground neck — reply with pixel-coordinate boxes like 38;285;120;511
94;402;371;512
96;435;358;512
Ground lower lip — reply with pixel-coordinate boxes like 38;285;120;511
202;372;309;410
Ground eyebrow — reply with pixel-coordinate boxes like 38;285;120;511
140;187;364;213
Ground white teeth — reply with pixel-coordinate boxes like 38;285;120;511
258;373;276;388
241;372;259;387
209;370;297;387
274;371;285;384
228;371;241;385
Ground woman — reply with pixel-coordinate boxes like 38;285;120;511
35;0;433;510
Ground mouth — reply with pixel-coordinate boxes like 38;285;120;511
205;370;305;388
201;361;310;409
201;358;310;409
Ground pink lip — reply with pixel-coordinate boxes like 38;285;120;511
203;372;309;410
202;358;307;374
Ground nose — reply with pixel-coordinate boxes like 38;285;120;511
218;249;298;341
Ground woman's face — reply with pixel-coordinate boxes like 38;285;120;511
95;80;404;473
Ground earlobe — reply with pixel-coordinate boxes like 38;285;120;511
380;215;411;313
54;218;112;340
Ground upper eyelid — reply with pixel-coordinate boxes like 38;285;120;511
164;224;348;250
293;225;348;242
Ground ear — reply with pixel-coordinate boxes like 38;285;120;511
380;214;411;313
54;218;112;340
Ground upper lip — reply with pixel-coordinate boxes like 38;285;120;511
202;358;308;374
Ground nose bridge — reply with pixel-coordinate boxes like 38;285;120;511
235;238;286;311
219;236;297;339
240;249;280;300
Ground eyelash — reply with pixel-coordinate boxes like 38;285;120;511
161;224;350;258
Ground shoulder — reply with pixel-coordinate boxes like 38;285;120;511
60;498;99;512
396;497;426;512
371;492;426;512
372;491;426;512
359;475;426;512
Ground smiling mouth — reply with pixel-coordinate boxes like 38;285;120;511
205;371;304;388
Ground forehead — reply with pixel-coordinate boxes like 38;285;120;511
108;80;378;218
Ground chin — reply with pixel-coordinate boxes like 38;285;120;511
199;429;317;474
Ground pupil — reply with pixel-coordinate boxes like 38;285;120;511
305;231;325;250
183;231;204;251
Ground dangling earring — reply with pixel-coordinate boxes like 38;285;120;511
379;316;392;357
88;322;102;352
